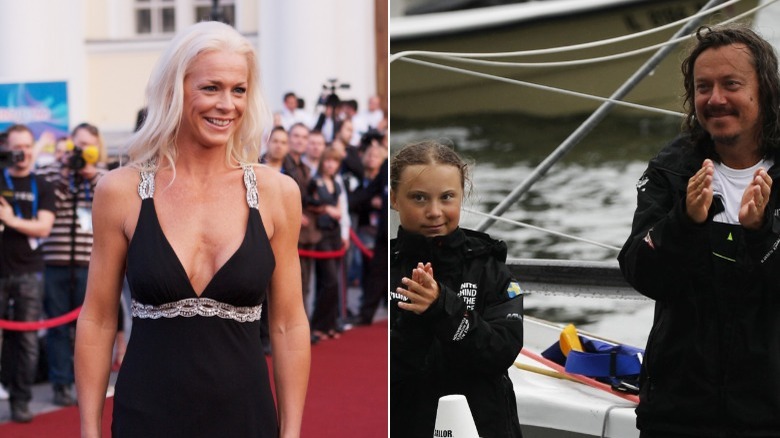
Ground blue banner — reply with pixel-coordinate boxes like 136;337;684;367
0;81;69;139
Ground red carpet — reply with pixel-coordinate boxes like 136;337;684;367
301;321;388;437
0;321;388;437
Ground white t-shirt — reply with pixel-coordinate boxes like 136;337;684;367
712;158;774;224
279;108;314;131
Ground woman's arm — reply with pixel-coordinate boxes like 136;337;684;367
266;171;311;438
74;171;131;438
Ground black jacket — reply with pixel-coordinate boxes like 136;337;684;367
390;227;524;438
619;135;780;436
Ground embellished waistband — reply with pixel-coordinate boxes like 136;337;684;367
131;298;262;323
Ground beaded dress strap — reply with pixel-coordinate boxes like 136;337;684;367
242;164;259;210
138;167;156;200
139;165;255;205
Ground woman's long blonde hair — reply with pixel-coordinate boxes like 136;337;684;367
126;21;270;170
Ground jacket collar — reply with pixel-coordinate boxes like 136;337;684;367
652;135;780;178
394;226;467;255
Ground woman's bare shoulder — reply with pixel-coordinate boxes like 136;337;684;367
93;165;144;200
253;164;301;200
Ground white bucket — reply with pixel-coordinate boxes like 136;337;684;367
432;394;480;438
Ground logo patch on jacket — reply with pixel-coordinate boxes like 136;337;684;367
458;282;477;310
453;318;469;341
389;289;409;302
507;281;523;298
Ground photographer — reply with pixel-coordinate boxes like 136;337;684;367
351;95;384;145
37;122;106;407
313;79;350;142
0;124;56;422
278;91;314;131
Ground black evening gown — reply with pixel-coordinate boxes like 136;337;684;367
112;166;278;437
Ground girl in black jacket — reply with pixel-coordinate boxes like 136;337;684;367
390;140;524;438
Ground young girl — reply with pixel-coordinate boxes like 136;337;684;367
390;140;524;438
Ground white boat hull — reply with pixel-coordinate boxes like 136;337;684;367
513;317;639;437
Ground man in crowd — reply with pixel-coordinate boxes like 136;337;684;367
278;91;313;131
0;124;56;422
350;149;387;326
351;95;384;145
38;122;107;407
260;126;289;172
282;124;320;334
302;130;327;176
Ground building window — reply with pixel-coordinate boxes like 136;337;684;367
194;0;235;26
135;0;176;35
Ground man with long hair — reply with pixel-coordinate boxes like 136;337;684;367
620;25;780;437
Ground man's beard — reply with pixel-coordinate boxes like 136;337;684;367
711;133;739;146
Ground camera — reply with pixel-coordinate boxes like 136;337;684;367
318;78;350;107
0;150;24;168
66;143;99;171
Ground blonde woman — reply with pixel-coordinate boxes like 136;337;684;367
75;21;310;438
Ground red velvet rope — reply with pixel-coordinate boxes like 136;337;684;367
0;306;81;332
297;229;376;260
298;247;347;259
348;228;374;259
0;233;375;331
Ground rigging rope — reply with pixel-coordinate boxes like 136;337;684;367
398;57;685;117
391;0;777;239
390;0;775;64
390;0;733;60
462;207;622;252
390;0;777;119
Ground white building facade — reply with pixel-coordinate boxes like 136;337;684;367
0;0;383;153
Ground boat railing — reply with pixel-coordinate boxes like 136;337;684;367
507;258;643;300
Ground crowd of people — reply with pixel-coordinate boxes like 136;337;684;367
0;81;387;425
0;122;120;422
266;91;388;344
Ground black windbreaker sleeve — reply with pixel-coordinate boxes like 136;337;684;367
390;244;438;382
390;309;436;381
422;257;524;376
618;164;711;301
